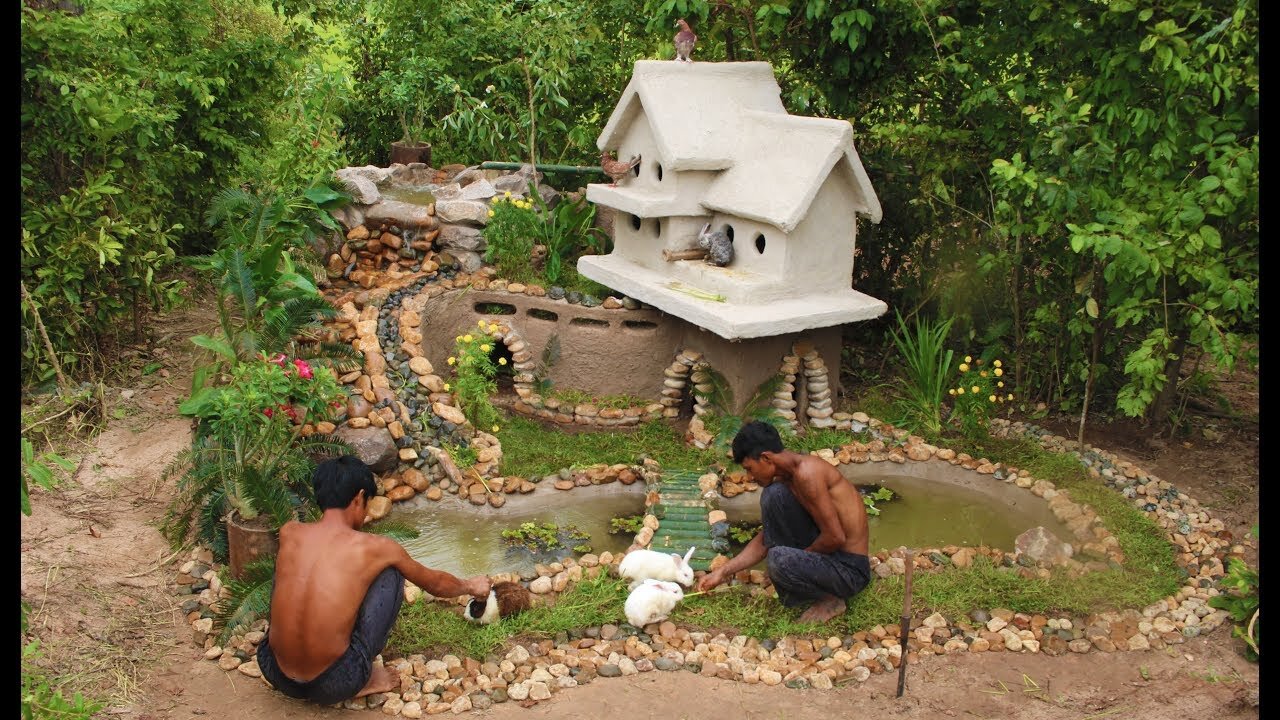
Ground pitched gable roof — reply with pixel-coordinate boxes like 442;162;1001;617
700;111;882;232
596;61;786;171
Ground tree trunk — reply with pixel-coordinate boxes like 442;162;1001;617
1149;332;1189;435
1077;269;1105;448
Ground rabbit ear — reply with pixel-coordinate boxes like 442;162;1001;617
683;546;696;563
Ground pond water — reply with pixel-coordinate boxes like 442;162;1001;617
388;459;1075;579
390;486;645;578
379;186;437;206
720;460;1075;554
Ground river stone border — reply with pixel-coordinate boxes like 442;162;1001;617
173;411;1249;712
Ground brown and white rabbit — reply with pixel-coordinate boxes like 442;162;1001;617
463;580;533;624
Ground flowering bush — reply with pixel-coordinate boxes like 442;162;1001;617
947;355;1014;437
164;353;347;553
446;320;504;432
482;192;540;283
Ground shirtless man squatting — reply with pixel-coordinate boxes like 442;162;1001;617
697;420;872;623
257;455;491;705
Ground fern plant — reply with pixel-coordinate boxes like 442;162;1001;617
699;366;793;456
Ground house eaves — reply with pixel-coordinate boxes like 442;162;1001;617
596;60;787;172
699;111;883;232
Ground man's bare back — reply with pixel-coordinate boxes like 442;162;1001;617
782;453;869;557
258;456;489;703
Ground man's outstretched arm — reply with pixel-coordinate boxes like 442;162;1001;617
697;531;767;591
383;540;490;598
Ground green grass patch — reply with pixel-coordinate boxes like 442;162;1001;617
389;573;630;658
496;414;717;478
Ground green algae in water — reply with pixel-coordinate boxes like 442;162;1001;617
391;491;644;578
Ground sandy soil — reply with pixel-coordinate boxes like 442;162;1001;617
19;304;1260;720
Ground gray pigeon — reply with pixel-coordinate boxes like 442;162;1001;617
698;223;733;266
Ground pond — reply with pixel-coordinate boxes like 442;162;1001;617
379;186;437;206
719;459;1075;553
391;485;645;579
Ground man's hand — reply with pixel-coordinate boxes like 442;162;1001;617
465;576;491;598
697;568;724;593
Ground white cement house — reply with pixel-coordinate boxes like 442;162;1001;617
579;60;888;340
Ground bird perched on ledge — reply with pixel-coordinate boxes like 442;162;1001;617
674;18;697;63
601;150;641;187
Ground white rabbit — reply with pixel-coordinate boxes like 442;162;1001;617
618;546;696;590
624;579;685;628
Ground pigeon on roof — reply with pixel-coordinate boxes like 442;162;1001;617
674;18;697;63
600;150;641;187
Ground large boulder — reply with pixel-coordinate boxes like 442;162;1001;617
365;200;437;229
1015;526;1073;566
336;174;381;205
434;199;491;226
334;425;399;473
459;178;498;201
437;224;486;253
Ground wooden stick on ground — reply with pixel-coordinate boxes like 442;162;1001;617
896;549;914;698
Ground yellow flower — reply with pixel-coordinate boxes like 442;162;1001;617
455;335;463;342
490;196;501;204
971;385;980;393
492;425;500;433
997;381;1004;388
463;334;473;343
956;387;965;395
447;357;456;365
443;383;451;391
964;355;972;363
478;319;487;328
480;344;491;352
504;191;511;197
1007;393;1014;400
498;357;507;365
489;323;500;332
989;395;997;402
948;388;956;396
994;368;1003;376
958;363;970;373
488;209;495;218
980;370;988;377
993;359;1002;368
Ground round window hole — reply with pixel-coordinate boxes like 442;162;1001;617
722;225;735;242
755;233;766;254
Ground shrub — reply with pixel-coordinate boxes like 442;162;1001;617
446;322;504;432
482;193;540;284
947;355;1014;438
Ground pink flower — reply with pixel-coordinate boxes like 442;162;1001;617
293;358;313;380
281;404;298;422
263;407;274;418
268;353;288;367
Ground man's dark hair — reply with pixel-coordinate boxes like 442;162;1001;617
732;420;784;465
313;455;377;510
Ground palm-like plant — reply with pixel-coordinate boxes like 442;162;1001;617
699;366;794;456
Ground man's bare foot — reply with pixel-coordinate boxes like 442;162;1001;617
798;595;846;624
354;664;397;699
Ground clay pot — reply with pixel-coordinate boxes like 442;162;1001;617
390;141;431;166
226;511;279;580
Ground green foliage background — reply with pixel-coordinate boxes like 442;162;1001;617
22;0;1259;427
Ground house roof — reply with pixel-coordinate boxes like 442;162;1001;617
700;111;883;231
596;61;786;171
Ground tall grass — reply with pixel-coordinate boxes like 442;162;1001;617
888;311;955;435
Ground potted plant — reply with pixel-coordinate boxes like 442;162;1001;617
163;353;349;578
387;57;433;166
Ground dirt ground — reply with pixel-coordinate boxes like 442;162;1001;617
19;304;1260;720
